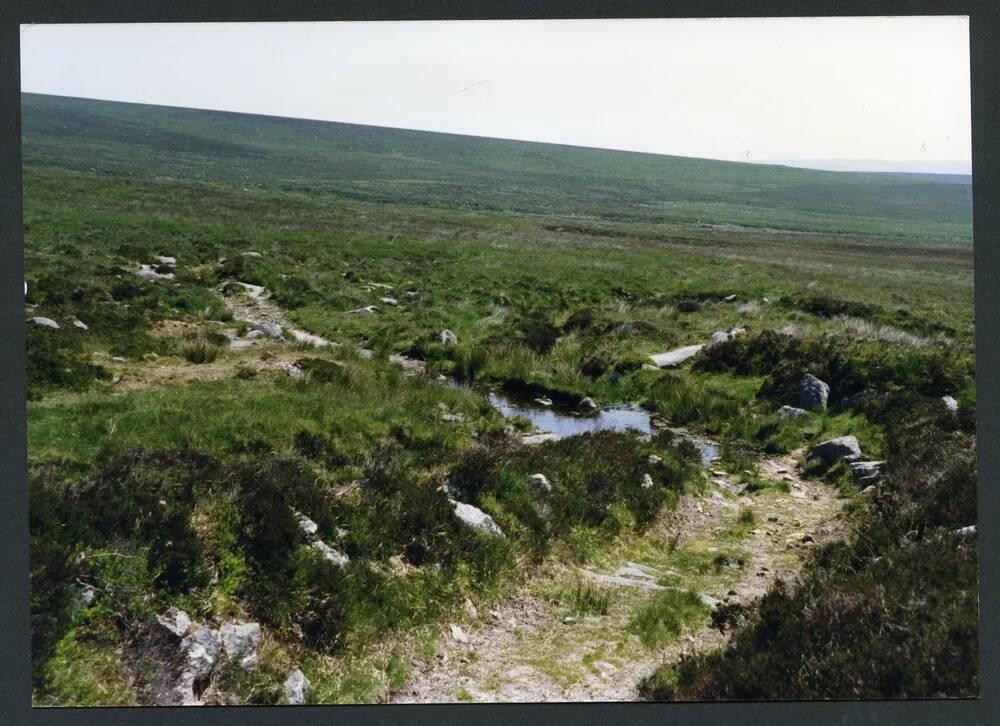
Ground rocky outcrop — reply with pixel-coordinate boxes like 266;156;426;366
778;405;808;419
810;436;862;466
800;374;830;411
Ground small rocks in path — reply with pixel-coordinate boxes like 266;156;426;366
463;598;479;620
27;316;60;329
810;435;862;466
250;322;283;340
439;329;458;345
348;305;377;316
942;395;959;412
72;319;89;330
641;473;655;489
450;500;506;538
527;473;552;493
800;374;830;410
579;396;598;411
778;405;808;419
310;540;350;566
284;669;310;705
157;607;192;638
219;621;262;661
450;624;469;644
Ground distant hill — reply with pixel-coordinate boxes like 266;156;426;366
21;93;973;240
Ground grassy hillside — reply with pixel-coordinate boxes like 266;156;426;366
22;93;972;239
23;93;977;704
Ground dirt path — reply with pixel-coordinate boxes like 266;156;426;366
391;451;845;703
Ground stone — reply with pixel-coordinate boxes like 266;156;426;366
240;653;259;671
219;621;261;660
533;396;553;406
649;344;704;368
439;329;458;345
347;305;377;316
800;374;830;410
310;540;350;566
450;500;505;538
250;322;283;340
699;593;720;608
641;473;655;489
579;396;598;411
942;395;959;412
388;354;427;375
706;330;731;348
648;454;663;465
527;473;552;493
241;251;263;258
729;327;747;336
848;460;882;483
156;607;192;638
292;509;319;538
778;405;808;419
155;255;177;266
380;297;398;305
450;624;469;643
956;525;976;536
521;432;561;445
181;625;222;677
857;485;876;497
72;319;89;330
723;294;737;302
27;316;60;329
810;435;862;466
641;363;660;371
284;668;310;705
136;264;175;281
463;598;479;620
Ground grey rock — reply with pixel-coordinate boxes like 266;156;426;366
450;624;469;643
439;329;458;345
27;316;60;329
348;305;377;316
450;500;505;538
380;296;398;305
180;625;222;678
649;344;704;368
648;454;663;465
292;509;319;538
810;435;862;466
250;322;283;340
579;396;598;411
857;485;876;497
463;598;479;619
72;319;89;330
284;668;310;705
241;251;263;258
956;525;976;537
155;255;177;266
219;621;261;660
527;473;552;492
706;330;731;347
156;607;192;638
641;363;659;371
311;540;350;566
942;395;959;412
533;396;553;406
848;460;883;483
240;653;259;671
729;327;747;336
521;432;561;445
800;374;830;410
723;294;737;303
778;405;808;419
641;473;655;489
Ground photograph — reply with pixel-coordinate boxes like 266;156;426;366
21;16;977;706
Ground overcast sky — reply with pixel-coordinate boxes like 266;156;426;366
20;17;972;173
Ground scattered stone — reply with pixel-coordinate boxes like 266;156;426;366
648;454;663;466
723;294;737;303
27;316;60;329
942;395;959;412
778;405;808;419
156;607;192;638
649;344;704;368
800;374;830;410
450;624;469;644
292;509;319;538
641;473;655;489
347;305;377;316
562;616;577;625
250;321;283;340
155;255;177;266
579;396;598;411
527;473;552;493
439;329;458;345
450;500;505;538
310;540;349;566
284;669;310;705
810;435;862;466
219;621;261;660
956;525;976;537
706;330;731;347
463;598;479;620
72;319;89;330
136;264;175;281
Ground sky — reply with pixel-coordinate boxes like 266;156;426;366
20;17;972;174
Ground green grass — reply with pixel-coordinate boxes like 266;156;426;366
628;589;709;648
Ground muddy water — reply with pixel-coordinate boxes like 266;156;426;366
476;387;720;467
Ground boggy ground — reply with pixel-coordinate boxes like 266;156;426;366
394;452;844;703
